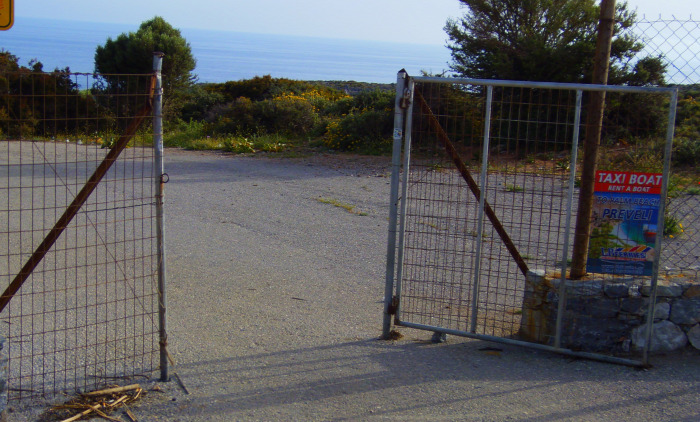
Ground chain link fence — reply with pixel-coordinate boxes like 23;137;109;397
632;17;700;279
634;16;700;85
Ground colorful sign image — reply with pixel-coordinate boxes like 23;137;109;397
587;171;663;276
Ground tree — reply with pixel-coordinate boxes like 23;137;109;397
441;0;669;153
94;16;196;109
445;0;664;85
1;50;97;138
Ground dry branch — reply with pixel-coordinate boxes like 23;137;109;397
82;384;141;397
60;403;103;422
51;384;144;422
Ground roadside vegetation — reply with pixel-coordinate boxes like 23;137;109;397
0;4;698;166
166;76;395;155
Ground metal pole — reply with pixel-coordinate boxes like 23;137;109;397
153;52;169;381
642;88;678;366
394;77;415;323
399;320;645;367
383;70;408;339
555;90;583;348
469;85;493;333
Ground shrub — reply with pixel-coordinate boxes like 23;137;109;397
164;119;207;148
206;97;259;135
672;137;700;167
209;75;347;104
221;134;287;154
174;77;394;153
324;108;393;154
254;94;319;135
351;90;394;111
222;136;256;153
179;84;225;122
322;89;394;153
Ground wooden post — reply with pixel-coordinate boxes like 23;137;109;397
570;0;617;279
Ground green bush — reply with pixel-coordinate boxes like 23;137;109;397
321;89;394;154
254;94;319;135
179;84;225;122
209;75;347;104
206;97;259;135
672;137;700;167
324;108;393;154
164;119;207;148
351;90;394;111
173;76;396;154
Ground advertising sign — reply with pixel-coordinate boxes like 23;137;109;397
587;171;662;276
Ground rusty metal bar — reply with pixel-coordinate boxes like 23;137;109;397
414;88;530;277
0;82;155;313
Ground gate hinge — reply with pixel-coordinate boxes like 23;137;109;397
387;295;400;315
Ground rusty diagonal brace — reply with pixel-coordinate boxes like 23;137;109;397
414;89;529;277
0;75;157;313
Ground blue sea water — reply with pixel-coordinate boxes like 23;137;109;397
0;17;451;83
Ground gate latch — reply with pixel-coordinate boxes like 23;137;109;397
400;87;412;109
387;296;400;315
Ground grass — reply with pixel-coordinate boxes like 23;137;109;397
466;229;490;238
163;120;289;154
419;220;444;231
664;215;684;238
428;163;448;172
36;132;152;149
555;159;570;171
316;197;368;216
505;184;525;193
686;185;700;195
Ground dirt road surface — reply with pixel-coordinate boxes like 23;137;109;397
10;150;699;421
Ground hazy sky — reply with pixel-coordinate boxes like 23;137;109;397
12;0;700;45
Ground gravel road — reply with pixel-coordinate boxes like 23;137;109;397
10;149;699;421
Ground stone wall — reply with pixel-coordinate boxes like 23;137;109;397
520;270;700;354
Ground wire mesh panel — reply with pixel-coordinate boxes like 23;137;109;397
397;81;579;339
0;71;160;399
389;76;686;365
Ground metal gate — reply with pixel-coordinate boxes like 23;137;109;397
384;73;680;366
0;55;168;399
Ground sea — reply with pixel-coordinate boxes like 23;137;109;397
0;17;452;84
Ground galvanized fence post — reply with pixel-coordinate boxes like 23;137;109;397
469;85;493;333
555;89;583;348
642;88;679;366
153;52;169;381
394;77;416;324
383;70;408;339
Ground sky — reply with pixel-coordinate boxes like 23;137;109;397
12;0;700;46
